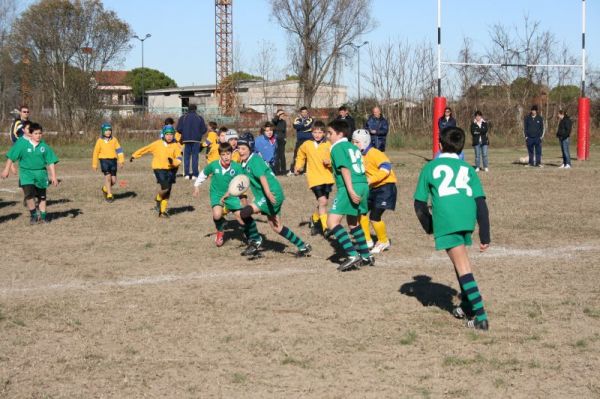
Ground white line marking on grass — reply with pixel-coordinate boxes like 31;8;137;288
427;243;600;261
0;188;18;193
0;267;319;296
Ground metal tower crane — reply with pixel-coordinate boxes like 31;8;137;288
215;0;235;115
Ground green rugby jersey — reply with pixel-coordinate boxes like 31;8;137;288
7;138;59;170
203;160;244;198
241;153;284;199
330;138;368;188
414;153;485;238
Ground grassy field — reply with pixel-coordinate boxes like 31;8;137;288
0;146;599;398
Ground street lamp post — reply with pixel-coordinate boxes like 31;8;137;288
350;41;369;103
133;33;151;110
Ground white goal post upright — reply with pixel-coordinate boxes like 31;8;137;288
434;0;591;160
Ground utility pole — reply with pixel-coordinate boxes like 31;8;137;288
133;33;151;111
350;41;369;103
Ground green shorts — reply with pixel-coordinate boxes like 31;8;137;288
329;183;369;216
435;231;473;251
253;192;283;216
19;169;49;189
211;194;242;211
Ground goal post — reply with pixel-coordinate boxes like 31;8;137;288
435;0;590;160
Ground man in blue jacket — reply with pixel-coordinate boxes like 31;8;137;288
177;104;207;179
524;105;544;167
289;106;313;175
364;106;389;152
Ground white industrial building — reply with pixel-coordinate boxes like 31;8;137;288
146;79;347;117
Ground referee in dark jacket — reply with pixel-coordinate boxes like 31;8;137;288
176;104;207;179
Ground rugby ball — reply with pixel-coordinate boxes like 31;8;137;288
228;174;250;197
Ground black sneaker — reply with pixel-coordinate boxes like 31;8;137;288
155;199;161;213
337;255;362;272
323;229;334;240
466;318;489;331
158;211;170;218
309;220;323;236
241;240;261;257
296;244;312;257
361;255;375;267
453;303;475;319
106;196;114;203
29;215;38;225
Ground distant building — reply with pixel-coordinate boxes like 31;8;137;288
94;71;135;116
146;79;347;119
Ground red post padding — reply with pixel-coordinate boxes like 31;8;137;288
577;97;590;161
432;97;447;157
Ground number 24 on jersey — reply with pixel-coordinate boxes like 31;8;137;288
433;165;473;197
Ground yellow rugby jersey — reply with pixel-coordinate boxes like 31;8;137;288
203;131;218;148
92;137;125;169
363;146;397;188
131;139;182;170
295;139;334;188
207;143;220;163
231;149;241;163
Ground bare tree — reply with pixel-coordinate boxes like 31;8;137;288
11;0;131;133
270;0;374;107
253;39;277;117
0;0;17;125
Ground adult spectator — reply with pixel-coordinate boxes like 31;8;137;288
438;107;457;131
10;105;30;144
364;106;389;151
272;109;287;175
336;105;355;133
556;109;572;169
176;104;207;179
524;105;544;167
470;110;489;172
289;106;313;175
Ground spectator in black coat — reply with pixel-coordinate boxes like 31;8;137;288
438;107;457;131
335;105;356;133
470;110;489;172
272;109;288;175
524;105;544;167
556;109;573;169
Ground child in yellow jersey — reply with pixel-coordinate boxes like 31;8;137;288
352;129;398;253
92;123;125;202
130;126;182;218
203;121;219;160
207;126;228;163
225;129;241;163
294;120;334;235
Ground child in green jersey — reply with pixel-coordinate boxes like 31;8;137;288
236;138;311;258
413;126;491;331
1;123;59;224
326;120;374;272
193;143;261;247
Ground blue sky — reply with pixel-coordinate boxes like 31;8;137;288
95;1;597;97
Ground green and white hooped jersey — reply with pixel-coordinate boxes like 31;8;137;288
414;153;485;238
330;138;368;188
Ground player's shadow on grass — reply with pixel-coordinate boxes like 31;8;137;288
324;237;347;264
0;200;17;209
399;275;457;315
46;198;71;206
113;191;137;200
47;208;82;221
0;212;21;223
169;205;195;216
